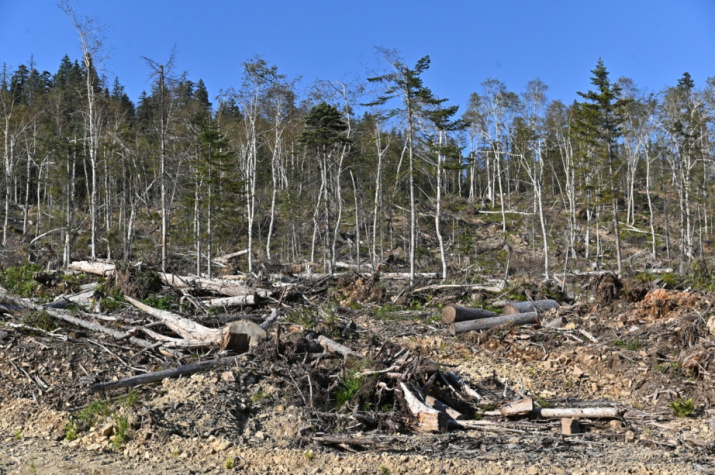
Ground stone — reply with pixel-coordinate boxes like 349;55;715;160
221;371;236;382
99;423;114;437
211;438;232;451
707;316;715;336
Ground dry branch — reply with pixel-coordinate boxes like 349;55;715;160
450;312;540;335
317;335;362;358
90;355;241;392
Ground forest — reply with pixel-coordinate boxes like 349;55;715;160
2;39;715;287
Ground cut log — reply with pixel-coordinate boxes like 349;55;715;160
201;295;256;308
90;355;241;392
399;383;449;433
125;296;265;352
500;398;534;416
317;335;362;358
425;395;463;420
537;407;619;419
502;299;560;315
450;312;540;335
442;305;497;324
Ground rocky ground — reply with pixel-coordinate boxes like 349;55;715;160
0;270;714;474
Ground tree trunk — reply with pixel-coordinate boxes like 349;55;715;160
450;312;539;335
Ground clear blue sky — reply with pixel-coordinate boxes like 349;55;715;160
1;0;714;110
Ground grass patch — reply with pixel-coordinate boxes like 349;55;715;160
614;338;643;351
112;416;129;450
22;310;57;332
285;308;317;328
141;294;174;310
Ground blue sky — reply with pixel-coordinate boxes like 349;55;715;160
1;0;714;110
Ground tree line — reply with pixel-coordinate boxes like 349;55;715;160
2;38;715;283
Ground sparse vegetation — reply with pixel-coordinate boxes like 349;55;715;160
614;338;643;351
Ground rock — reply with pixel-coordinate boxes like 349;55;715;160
573;366;585;378
99;423;114;437
707;316;715;336
211;438;232;451
221;371;236;382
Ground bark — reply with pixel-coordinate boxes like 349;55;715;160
441;305;497;324
450;312;539;335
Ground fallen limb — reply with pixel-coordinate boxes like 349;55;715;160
159;273;267;298
442;305;497;324
537;407;619;419
414;283;503;293
68;260;117;276
450;312;540;335
90;355;241;392
317;335;362;358
502;299;560;315
213;249;249;265
0;285;156;350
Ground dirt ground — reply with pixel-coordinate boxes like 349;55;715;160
1;273;715;474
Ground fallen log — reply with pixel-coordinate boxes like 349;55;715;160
414;283;503;293
399;383;449;433
317;335;362;358
450;312;539;335
425;395;463;420
125;296;266;352
537;407;619;419
502;299;560;315
442;305;497;324
159;273;267;298
68;260;116;276
201;295;257;308
90;355;241;392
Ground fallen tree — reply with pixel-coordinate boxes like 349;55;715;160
125;296;266;352
450;312;540;335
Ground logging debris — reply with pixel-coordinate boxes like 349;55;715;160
1;262;713;472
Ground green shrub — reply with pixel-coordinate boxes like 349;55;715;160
335;373;364;407
0;264;43;297
670;398;695;418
